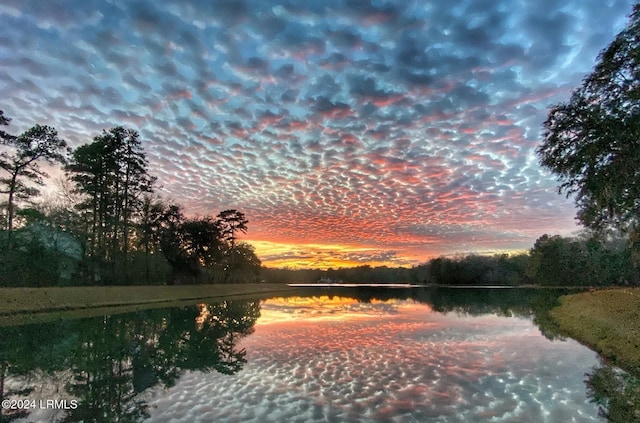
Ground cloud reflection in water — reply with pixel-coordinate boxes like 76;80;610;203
145;297;601;422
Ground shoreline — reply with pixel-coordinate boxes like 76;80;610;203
550;288;640;374
0;284;300;321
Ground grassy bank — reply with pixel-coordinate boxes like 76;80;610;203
550;288;640;372
0;284;300;318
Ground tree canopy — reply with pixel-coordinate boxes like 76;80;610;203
538;4;640;235
0;123;68;233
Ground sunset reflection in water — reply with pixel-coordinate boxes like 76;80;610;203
256;296;423;324
146;297;602;422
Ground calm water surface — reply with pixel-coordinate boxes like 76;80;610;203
0;288;630;422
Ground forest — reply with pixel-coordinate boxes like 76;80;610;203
0;117;261;286
262;230;637;287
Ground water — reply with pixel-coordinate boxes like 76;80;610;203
0;288;634;422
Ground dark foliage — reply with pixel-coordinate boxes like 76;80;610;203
0;300;260;422
0;124;67;234
539;5;640;236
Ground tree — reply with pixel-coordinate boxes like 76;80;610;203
109;127;156;261
538;5;640;235
66;127;155;280
156;208;260;284
158;207;226;284
216;209;248;248
525;233;632;286
178;217;225;268
586;364;640;421
222;242;262;283
0;124;67;234
527;235;576;286
136;195;168;283
215;210;250;282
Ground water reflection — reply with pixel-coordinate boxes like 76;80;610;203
288;286;569;339
0;288;637;422
0;301;260;422
586;364;640;421
149;294;598;422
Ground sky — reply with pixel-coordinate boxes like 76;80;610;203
0;0;635;269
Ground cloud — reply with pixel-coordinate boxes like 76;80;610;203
0;0;633;267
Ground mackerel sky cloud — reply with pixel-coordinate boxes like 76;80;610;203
0;0;634;268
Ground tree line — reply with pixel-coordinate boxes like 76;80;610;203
262;231;637;287
0;115;260;286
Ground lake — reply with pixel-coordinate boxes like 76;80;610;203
0;287;633;422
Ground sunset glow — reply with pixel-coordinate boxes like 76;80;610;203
1;1;634;268
258;296;423;324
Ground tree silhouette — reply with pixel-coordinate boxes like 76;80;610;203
539;4;640;237
157;205;227;284
0;125;67;235
137;195;168;283
216;209;248;248
66;127;155;281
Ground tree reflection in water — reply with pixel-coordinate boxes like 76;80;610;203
585;364;640;422
0;300;260;422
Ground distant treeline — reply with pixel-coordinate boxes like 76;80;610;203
262;232;639;287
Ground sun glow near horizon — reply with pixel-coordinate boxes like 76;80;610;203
249;239;530;269
248;239;427;269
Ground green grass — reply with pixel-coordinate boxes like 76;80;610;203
550;288;640;373
0;284;301;325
